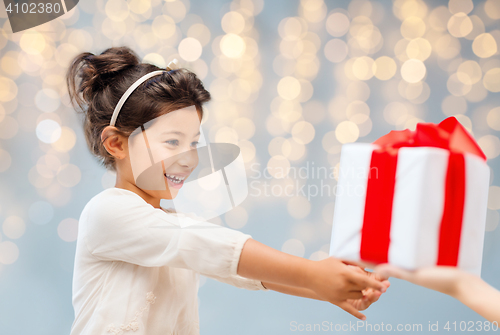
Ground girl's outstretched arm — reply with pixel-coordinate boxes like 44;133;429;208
375;264;500;324
237;238;389;320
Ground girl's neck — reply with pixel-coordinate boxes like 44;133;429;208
115;175;161;209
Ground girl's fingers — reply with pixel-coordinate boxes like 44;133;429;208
338;301;366;320
346;290;364;300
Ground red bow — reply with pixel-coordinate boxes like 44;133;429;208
372;116;486;160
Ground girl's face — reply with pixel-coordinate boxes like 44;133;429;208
127;105;201;200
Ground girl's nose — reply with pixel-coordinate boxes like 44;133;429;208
176;147;199;168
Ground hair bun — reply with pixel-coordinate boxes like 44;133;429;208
66;46;140;109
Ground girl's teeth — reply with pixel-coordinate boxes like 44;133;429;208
165;174;185;184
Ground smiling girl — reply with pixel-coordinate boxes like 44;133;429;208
66;46;389;335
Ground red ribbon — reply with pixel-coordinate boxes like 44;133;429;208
359;117;486;265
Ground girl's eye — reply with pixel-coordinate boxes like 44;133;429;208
191;141;199;148
165;139;179;146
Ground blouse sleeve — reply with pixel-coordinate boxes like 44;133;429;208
201;272;269;291
81;190;253;278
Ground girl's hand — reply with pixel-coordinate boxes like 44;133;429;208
308;257;389;320
346;265;390;311
374;264;467;298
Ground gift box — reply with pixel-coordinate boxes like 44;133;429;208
329;117;490;276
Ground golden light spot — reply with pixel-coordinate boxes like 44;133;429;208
57;164;81;188
335;121;359;143
178;37;202;62
401;59;426;83
483;68;500;92
282;138;306;161
298;79;314;103
464;15;485;40
2;216;25;239
326;12;350;37
384;101;408;125
214;126;239;144
0;76;17;102
221;11;245;34
57;218;79;242
485;0;500;20
406;38;432;61
324;39;348;63
1;51;22;78
322;131;342;154
457;60;482;85
267;155;290;179
0;241;19;264
220;34;246;58
448;0;473;14
52;127;77;153
346;81;370;102
394;38;410;61
487;107;500;131
105;0;130;21
448;13;473;38
300;0;327;23
225;207;248;229
352;56;375;81
277;76;301;100
346;101;370;124
401;17;426;39
0;116;18;139
129;0;151;15
404;117;424;131
143;53;165;68
232;117;255;140
162;1;186;23
291;121;315;144
434;35;461;59
278;17;307;41
287;197;311;219
55;44;80;69
472;33;497;58
465;82;488;102
447;73;472;96
268;137;287;156
374;56;397;80
478;135;500;159
396;0;428;19
187;23;211;47
429;6;452;32
101;18;126;40
152;15;177;39
442;95;467;116
19;31;46;55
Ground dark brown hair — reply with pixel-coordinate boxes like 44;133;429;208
66;46;210;171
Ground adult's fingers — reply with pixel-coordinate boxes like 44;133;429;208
338;301;366;320
374;264;413;282
349;271;388;292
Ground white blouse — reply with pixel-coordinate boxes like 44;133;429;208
70;187;268;335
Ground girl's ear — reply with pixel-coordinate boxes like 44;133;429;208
101;126;127;159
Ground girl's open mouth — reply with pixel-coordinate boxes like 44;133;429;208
164;173;186;189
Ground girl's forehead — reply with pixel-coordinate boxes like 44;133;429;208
145;106;201;134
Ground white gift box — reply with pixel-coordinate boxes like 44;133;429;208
329;143;490;276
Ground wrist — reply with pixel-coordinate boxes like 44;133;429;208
454;272;479;301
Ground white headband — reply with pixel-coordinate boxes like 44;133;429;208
109;59;179;127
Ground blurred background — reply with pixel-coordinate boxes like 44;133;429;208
0;0;500;334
